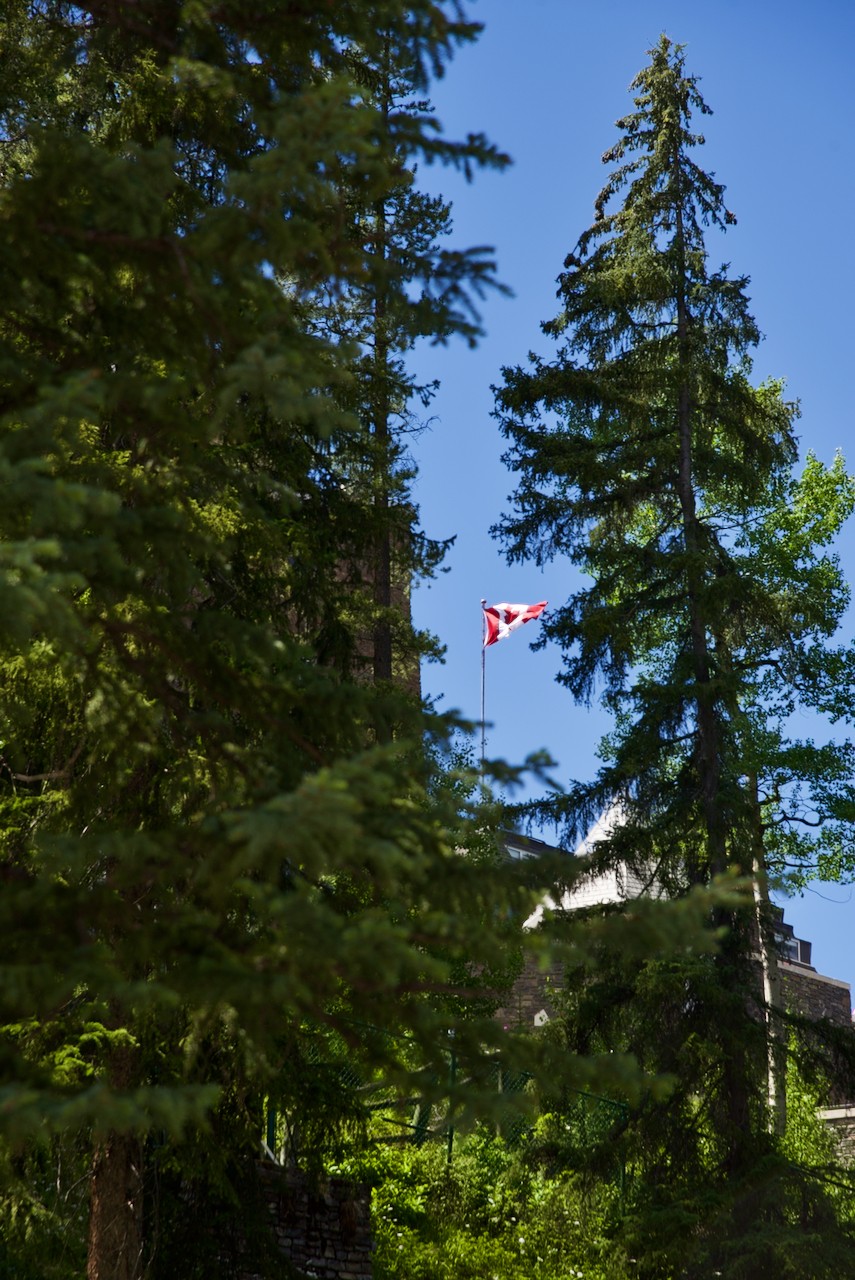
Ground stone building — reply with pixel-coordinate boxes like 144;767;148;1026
497;825;855;1159
500;826;852;1029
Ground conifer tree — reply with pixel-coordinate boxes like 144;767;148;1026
494;35;855;1272
0;4;521;1275
0;11;816;1274
0;10;731;1279
299;49;497;696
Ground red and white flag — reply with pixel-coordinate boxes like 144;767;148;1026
482;601;547;648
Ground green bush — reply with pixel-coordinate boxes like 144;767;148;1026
336;1126;615;1280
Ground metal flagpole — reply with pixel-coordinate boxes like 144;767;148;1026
480;598;487;768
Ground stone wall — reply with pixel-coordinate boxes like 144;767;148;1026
498;956;853;1036
252;1164;373;1280
494;957;564;1029
779;963;851;1026
818;1107;855;1165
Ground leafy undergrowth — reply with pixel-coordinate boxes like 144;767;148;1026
332;1125;617;1280
327;1064;855;1280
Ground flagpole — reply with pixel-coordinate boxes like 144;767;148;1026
480;598;486;769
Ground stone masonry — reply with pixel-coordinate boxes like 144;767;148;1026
498;832;854;1037
818;1106;855;1164
779;962;851;1027
254;1163;373;1280
780;962;855;1161
499;949;853;1035
494;956;564;1029
499;835;855;1161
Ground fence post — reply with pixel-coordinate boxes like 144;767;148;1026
446;1049;456;1165
266;1102;277;1158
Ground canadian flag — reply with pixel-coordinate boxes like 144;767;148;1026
483;601;547;648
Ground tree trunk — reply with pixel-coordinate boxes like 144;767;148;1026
371;274;393;688
673;198;757;1170
674;201;725;878
749;772;787;1134
372;73;393;691
87;1039;144;1280
87;1130;144;1280
372;504;392;684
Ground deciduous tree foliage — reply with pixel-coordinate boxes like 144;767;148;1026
493;35;855;1275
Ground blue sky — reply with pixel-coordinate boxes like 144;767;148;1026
408;0;855;986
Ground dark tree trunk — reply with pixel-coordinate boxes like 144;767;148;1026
87;1041;143;1280
372;507;392;685
749;771;787;1134
371;278;393;688
674;201;725;878
372;74;393;691
87;1130;144;1280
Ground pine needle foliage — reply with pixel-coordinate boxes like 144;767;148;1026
494;35;799;877
0;3;527;1274
494;32;855;927
493;33;855;1271
0;11;745;1278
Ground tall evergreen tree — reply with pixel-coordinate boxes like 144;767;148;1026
0;10;729;1279
298;49;497;697
0;4;522;1276
493;35;855;1273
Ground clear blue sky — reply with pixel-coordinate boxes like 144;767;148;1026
408;0;855;988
